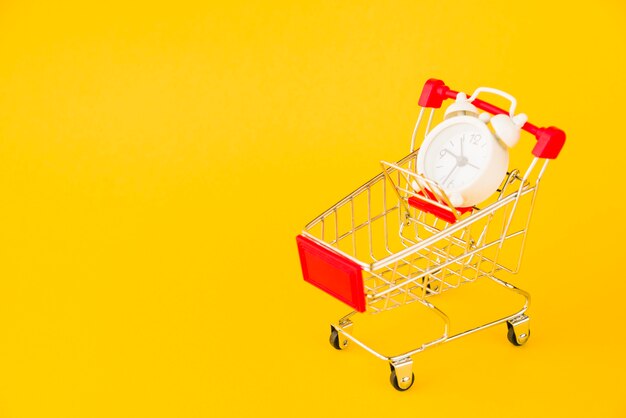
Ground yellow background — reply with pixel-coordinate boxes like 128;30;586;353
1;1;625;417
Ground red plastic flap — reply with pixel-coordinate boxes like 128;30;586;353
408;192;473;224
296;235;366;313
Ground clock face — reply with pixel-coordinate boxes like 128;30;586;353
422;121;493;192
416;115;510;208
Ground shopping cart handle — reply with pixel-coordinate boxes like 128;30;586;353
418;79;566;159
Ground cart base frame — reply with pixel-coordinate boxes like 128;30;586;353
329;274;531;391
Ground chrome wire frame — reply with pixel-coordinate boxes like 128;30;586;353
302;107;548;368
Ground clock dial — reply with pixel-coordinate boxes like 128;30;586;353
424;122;491;192
417;114;510;208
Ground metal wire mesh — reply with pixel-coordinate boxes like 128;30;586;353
302;107;546;314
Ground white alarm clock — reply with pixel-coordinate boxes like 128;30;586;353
416;90;528;208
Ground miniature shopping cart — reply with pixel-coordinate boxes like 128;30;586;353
296;79;566;391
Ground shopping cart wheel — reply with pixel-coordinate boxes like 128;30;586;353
390;369;415;392
329;326;349;350
506;315;530;346
389;358;414;391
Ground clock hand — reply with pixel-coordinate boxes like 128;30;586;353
442;148;461;160
443;148;471;168
441;164;458;186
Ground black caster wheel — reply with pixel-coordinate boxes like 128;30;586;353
507;323;530;346
390;369;415;392
329;327;348;350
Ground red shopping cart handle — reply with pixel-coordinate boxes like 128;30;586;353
418;79;566;159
